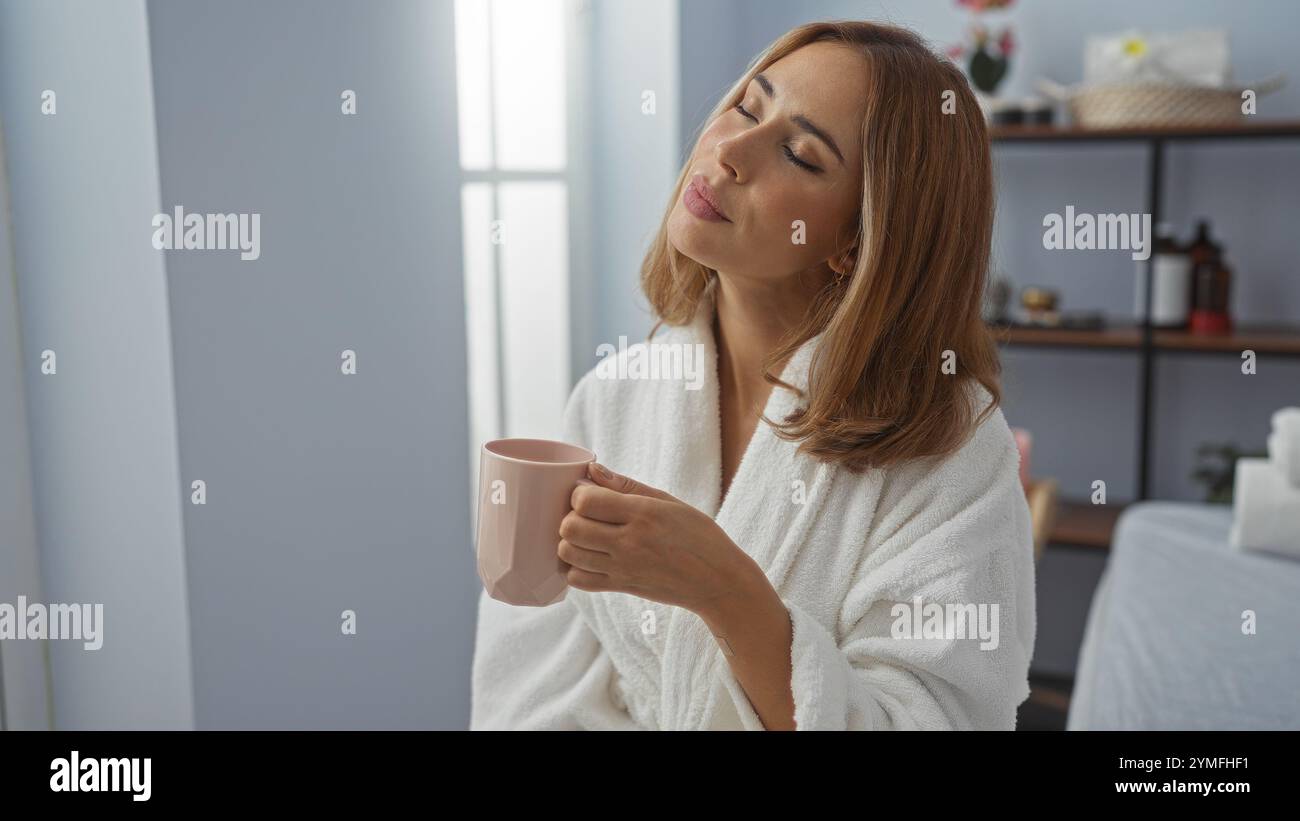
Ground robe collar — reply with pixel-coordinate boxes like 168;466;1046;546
653;284;839;729
661;282;828;522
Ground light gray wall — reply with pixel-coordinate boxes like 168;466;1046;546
145;0;474;728
677;0;742;159
587;0;681;364
0;0;194;728
0;116;51;730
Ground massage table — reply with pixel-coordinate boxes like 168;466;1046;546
1067;501;1300;729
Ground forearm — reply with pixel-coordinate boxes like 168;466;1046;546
697;569;797;730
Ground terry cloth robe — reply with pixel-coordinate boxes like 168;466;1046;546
470;289;1037;730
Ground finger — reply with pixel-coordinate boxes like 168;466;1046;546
565;565;613;593
557;538;613;574
558;510;622;553
570;482;641;524
587;462;677;502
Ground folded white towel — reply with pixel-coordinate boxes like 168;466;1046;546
1271;407;1300;433
1268;432;1298;489
1269;407;1300;488
1230;458;1300;559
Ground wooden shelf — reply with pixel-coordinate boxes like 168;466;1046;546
989;118;1300;502
990;322;1300;356
1025;680;1073;712
1049;498;1126;549
1155;326;1300;354
991;121;1300;143
991;323;1141;350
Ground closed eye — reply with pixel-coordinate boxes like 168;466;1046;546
733;103;822;173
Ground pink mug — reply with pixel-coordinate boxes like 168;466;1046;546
475;438;596;606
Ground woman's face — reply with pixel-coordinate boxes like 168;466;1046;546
668;41;869;285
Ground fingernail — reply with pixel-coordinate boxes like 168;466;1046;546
591;462;614;481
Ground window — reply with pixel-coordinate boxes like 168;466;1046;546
455;0;589;508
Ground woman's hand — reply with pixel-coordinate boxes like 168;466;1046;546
557;462;766;620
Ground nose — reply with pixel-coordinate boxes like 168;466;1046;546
714;130;746;184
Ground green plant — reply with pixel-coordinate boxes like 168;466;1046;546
1190;443;1267;504
946;1;1015;96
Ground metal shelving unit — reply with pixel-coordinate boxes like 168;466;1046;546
990;121;1300;546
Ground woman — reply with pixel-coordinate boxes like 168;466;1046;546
471;21;1036;730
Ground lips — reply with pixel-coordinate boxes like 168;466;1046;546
689;174;730;221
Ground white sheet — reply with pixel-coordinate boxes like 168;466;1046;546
1069;501;1300;729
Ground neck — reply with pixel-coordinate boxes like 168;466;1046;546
710;267;832;407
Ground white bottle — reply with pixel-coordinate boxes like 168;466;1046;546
1134;226;1191;327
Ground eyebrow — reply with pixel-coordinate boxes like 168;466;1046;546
753;73;845;166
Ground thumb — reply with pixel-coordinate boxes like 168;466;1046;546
587;462;677;502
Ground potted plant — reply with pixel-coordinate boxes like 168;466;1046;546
946;0;1019;120
1191;442;1267;504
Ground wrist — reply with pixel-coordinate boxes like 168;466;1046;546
698;560;779;635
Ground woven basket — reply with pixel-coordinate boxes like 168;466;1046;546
1038;76;1285;128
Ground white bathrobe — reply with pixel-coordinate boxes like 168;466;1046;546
470;290;1037;730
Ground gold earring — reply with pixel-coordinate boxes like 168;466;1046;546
834;264;850;287
834;250;855;286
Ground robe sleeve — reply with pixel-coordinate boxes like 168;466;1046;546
720;410;1037;731
470;589;644;729
469;372;645;730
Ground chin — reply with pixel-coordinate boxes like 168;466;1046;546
667;208;725;270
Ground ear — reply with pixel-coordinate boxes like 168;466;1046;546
829;246;857;276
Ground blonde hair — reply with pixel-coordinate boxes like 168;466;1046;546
641;20;1001;473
